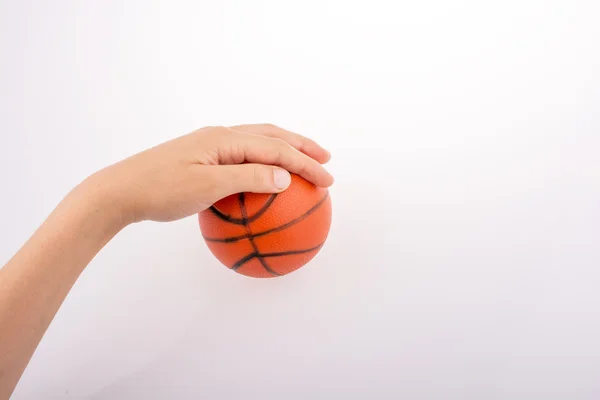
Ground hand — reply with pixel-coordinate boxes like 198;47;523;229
85;124;334;226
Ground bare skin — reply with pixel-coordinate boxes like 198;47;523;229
0;124;333;399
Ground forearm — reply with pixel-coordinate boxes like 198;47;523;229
0;176;126;399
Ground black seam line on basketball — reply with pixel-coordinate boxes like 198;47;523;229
203;192;329;243
238;193;281;277
208;194;278;225
230;243;325;271
231;253;257;270
259;243;324;258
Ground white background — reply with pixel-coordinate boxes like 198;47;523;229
1;0;600;399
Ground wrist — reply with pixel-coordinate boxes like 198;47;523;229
68;171;132;235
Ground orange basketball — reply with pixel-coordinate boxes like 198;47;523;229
198;173;332;278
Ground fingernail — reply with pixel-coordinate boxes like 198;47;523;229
274;169;291;189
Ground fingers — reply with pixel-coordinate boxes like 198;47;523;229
233;132;334;188
229;123;331;164
203;164;292;200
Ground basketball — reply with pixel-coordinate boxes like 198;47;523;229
198;173;332;278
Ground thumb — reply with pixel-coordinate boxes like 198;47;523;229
207;164;292;200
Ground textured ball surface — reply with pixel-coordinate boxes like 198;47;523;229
198;174;332;278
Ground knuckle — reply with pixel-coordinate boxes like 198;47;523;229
209;126;238;143
260;123;284;136
261;123;278;130
252;166;268;187
272;138;294;157
271;136;289;149
214;125;232;135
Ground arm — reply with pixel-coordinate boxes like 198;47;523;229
0;179;123;398
0;124;333;399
